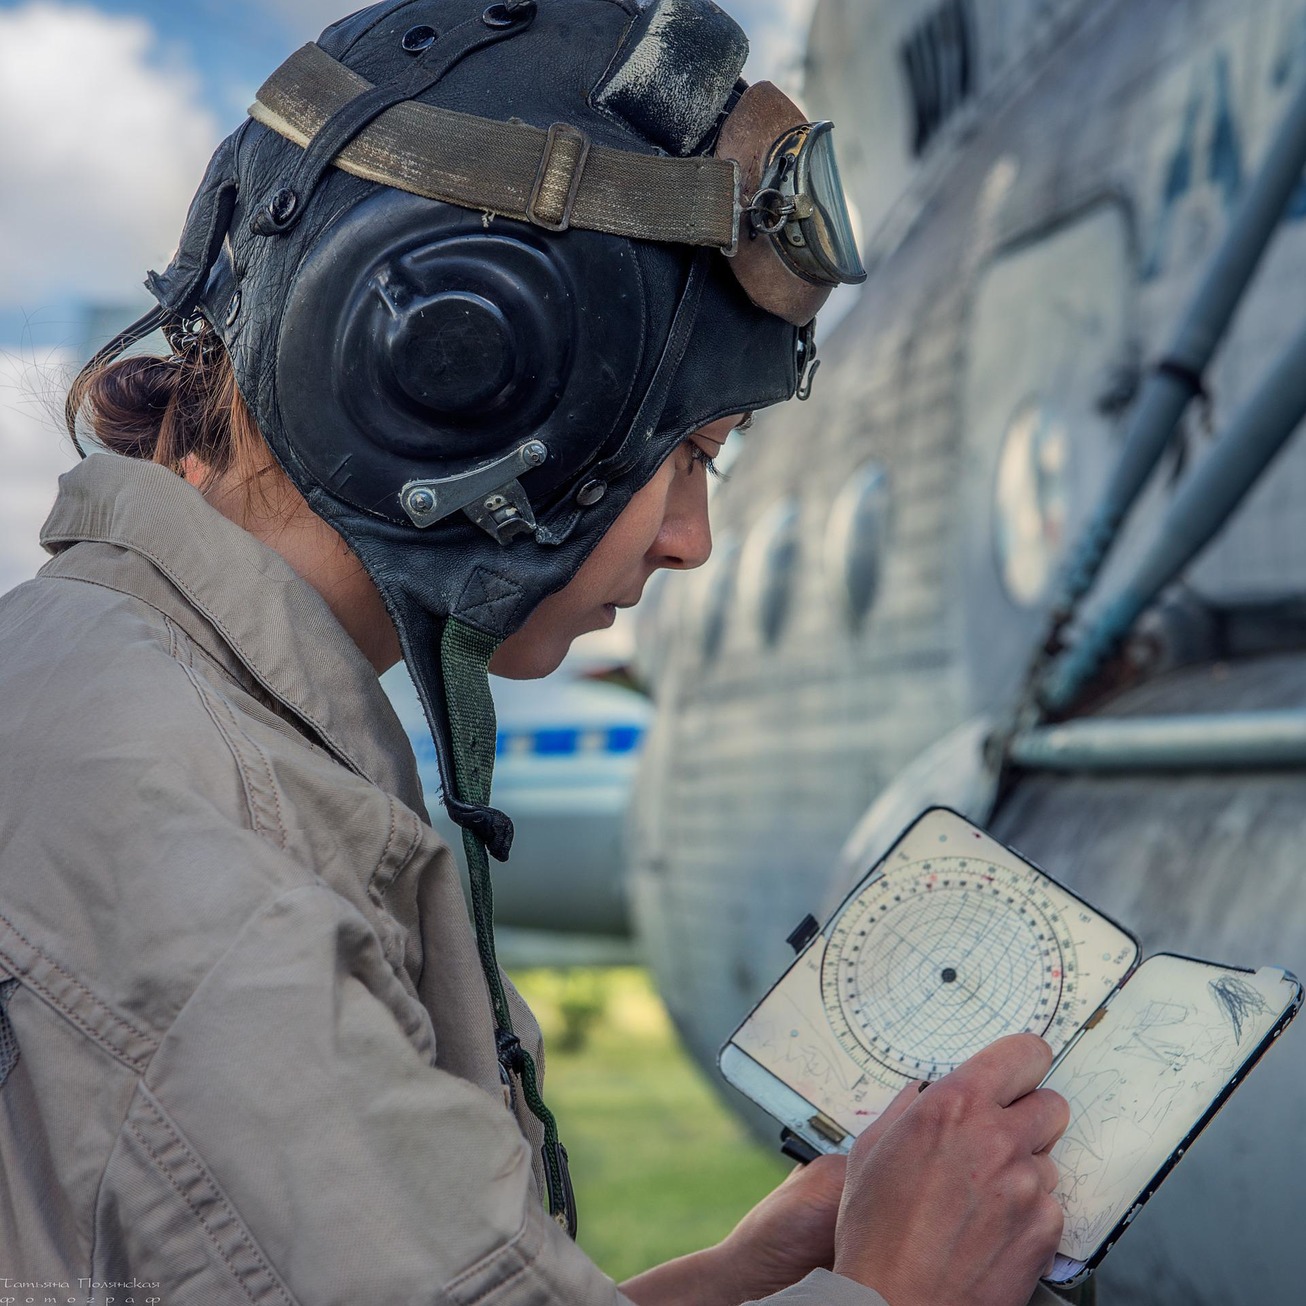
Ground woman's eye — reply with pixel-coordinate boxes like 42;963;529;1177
687;443;724;479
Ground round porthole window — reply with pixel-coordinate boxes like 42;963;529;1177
993;399;1070;607
741;498;802;648
826;461;890;632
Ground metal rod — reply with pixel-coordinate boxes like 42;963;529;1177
1040;308;1306;711
1047;68;1306;625
1010;711;1306;773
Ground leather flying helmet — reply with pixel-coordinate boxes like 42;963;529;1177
74;0;866;1236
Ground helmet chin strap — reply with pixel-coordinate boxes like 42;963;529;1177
440;617;579;1236
371;250;712;1238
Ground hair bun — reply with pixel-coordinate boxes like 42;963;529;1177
65;325;268;486
74;354;184;460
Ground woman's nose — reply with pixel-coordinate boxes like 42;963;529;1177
654;482;713;571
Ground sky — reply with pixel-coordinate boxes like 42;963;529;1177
0;0;816;600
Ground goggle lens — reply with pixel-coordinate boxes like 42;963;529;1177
802;124;865;285
716;82;866;327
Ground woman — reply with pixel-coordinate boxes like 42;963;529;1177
0;0;1069;1302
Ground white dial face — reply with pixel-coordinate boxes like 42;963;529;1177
821;856;1080;1082
726;810;1140;1142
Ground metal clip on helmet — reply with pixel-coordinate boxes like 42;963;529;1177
74;0;866;1237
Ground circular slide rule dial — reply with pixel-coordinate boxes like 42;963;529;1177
820;855;1080;1084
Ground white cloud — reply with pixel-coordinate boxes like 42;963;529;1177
0;348;77;597
738;0;819;93
0;2;219;308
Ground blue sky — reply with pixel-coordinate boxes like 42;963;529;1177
0;0;813;595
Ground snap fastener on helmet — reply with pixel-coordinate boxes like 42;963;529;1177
252;186;300;236
575;479;607;506
483;2;535;29
401;25;438;53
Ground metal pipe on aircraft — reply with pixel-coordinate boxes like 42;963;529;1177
1009;709;1306;771
1040;308;1306;712
1043;64;1306;637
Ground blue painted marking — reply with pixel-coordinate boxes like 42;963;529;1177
535;729;581;756
412;725;646;760
1142;51;1245;282
608;726;643;755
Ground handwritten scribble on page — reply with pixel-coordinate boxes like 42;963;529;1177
1046;956;1289;1263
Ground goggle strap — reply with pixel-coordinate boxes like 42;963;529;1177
252;42;738;248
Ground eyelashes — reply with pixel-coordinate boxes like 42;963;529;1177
687;443;725;479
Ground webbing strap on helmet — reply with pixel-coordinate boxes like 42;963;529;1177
250;7;538;237
440;617;577;1237
251;42;740;248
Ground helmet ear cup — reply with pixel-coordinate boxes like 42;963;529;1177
276;189;647;520
346;235;574;449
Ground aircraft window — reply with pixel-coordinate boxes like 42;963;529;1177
741;498;802;648
901;0;975;156
993;399;1071;606
702;538;741;661
826;462;890;631
960;200;1129;702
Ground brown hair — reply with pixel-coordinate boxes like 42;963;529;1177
64;322;275;495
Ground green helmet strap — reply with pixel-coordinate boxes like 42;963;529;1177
440;617;577;1236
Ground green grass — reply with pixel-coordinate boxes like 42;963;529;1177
510;967;788;1283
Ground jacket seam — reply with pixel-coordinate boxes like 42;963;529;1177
179;661;290;851
369;797;423;896
444;1208;539;1306
211;690;291;851
0;911;157;1073
126;1086;299;1306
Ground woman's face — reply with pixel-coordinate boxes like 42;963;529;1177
488;413;742;679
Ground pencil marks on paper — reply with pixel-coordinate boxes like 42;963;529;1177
1048;957;1286;1263
1209;974;1269;1043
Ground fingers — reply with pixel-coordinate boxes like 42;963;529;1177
784;1151;847;1193
852;1079;931;1157
1033;1150;1060;1194
1006;1085;1071;1154
946;1032;1053;1107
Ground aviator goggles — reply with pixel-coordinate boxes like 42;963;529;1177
250;44;867;329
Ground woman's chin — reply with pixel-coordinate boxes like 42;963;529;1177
488;633;569;680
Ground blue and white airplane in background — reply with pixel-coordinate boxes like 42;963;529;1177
383;650;649;951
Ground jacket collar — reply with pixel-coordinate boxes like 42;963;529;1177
40;455;427;815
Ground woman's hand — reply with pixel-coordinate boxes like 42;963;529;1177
711;1079;924;1301
834;1033;1069;1306
620;1080;922;1306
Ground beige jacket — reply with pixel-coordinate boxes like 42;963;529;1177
0;456;918;1305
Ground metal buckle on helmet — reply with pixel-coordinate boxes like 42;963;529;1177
795;320;820;401
400;439;548;543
